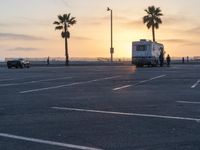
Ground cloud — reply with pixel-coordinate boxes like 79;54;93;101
60;0;69;7
0;33;47;41
16;17;51;26
6;47;39;51
105;15;143;29
0;23;8;27
163;16;186;25
160;39;188;44
79;17;104;26
100;15;139;22
121;20;143;28
173;26;200;37
160;38;200;47
162;16;200;36
72;36;92;41
80;15;142;27
163;14;199;26
0;17;51;28
186;26;200;34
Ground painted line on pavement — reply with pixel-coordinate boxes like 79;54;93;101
0;77;72;87
20;82;81;94
177;101;200;105
113;75;166;91
149;75;167;80
20;76;121;94
0;78;18;82
112;85;132;91
0;133;103;150
52;107;200;122
191;79;200;89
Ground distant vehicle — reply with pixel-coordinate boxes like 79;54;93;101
132;39;164;67
7;58;30;69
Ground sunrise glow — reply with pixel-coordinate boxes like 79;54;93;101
1;0;200;60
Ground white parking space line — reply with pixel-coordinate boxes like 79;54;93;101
0;78;18;82
113;75;166;91
149;75;167;80
191;79;200;89
0;77;72;87
20;82;81;94
52;107;200;122
177;101;200;105
0;133;103;150
113;85;132;91
20;76;121;94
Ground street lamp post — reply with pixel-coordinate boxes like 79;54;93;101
107;7;114;62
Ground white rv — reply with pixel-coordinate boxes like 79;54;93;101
132;39;164;67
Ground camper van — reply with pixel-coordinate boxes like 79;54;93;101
132;39;164;67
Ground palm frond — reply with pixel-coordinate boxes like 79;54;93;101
147;22;152;29
53;21;60;25
143;16;149;24
148;6;156;14
55;26;63;30
155;18;162;24
69;17;77;25
62;13;70;22
143;5;163;28
144;9;149;14
53;13;76;38
58;15;64;23
154;23;159;29
67;13;71;20
70;17;76;21
157;13;163;16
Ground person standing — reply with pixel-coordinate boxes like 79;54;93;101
166;54;171;67
159;52;164;67
47;57;50;65
187;56;189;63
182;57;185;64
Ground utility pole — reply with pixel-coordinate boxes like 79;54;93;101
107;7;114;62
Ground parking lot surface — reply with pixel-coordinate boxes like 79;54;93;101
0;64;200;150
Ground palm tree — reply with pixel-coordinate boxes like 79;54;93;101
53;13;76;66
143;6;163;42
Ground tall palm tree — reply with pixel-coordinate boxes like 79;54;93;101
143;6;163;42
53;13;76;66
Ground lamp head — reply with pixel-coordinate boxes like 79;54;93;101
107;7;110;11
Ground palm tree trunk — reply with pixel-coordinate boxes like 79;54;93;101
64;23;69;66
152;26;155;42
65;37;69;66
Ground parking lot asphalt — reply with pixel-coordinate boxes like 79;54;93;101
0;64;200;150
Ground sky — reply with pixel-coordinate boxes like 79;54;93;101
1;0;200;60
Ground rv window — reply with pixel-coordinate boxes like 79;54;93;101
136;45;146;51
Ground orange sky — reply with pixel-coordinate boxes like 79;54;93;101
0;0;200;60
